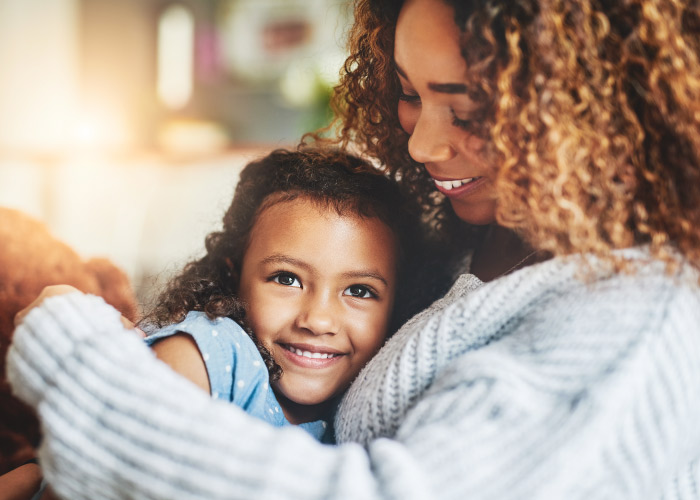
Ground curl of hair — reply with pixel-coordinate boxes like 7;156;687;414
143;147;456;379
330;0;700;271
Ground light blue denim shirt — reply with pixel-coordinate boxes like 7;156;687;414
145;311;329;441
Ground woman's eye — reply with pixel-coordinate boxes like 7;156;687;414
450;107;487;136
398;91;421;104
273;273;301;288
343;285;376;299
451;109;473;128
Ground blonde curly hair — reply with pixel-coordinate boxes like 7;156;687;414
327;0;700;269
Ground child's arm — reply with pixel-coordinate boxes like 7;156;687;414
0;462;42;500
22;286;212;394
149;334;211;394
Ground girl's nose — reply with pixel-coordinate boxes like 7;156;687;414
296;293;338;336
407;109;456;164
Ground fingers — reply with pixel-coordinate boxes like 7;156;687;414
14;285;81;327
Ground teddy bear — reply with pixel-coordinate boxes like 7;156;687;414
0;207;140;476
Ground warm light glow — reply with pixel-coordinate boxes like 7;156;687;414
157;4;195;109
70;108;130;151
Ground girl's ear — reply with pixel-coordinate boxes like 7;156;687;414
224;257;237;281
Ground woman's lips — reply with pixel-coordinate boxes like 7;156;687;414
431;176;487;197
278;343;346;369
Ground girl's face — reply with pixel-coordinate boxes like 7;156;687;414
237;197;397;423
395;0;498;225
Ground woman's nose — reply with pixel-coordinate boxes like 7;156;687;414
407;109;456;164
296;293;338;336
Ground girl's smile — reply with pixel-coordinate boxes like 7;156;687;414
279;343;345;368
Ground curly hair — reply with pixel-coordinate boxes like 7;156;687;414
144;147;455;379
330;0;700;269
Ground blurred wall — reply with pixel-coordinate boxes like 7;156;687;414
0;0;81;153
0;149;272;307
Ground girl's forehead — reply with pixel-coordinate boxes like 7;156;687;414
256;193;377;225
244;197;399;278
254;196;385;233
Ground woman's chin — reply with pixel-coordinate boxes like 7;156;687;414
445;192;498;226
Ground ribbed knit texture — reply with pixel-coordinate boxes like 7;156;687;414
7;247;700;499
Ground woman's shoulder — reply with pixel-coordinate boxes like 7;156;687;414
336;246;700;445
542;247;700;314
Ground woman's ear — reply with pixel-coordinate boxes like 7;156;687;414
616;163;638;192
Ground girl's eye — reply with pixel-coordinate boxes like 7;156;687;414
272;273;301;288
343;285;376;299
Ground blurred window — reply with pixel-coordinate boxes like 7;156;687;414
157;4;195;109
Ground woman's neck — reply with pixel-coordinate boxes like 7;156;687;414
469;224;545;282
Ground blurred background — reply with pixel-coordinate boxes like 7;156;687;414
0;0;352;307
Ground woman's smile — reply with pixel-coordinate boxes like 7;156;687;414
431;175;488;197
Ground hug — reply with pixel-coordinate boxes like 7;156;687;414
5;0;700;498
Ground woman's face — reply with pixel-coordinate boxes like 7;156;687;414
395;0;498;225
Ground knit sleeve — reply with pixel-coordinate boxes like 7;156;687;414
343;270;700;499
6;293;380;499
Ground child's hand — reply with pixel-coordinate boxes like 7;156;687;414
14;285;144;337
120;315;145;338
14;285;80;327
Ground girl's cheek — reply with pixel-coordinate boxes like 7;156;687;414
398;102;417;135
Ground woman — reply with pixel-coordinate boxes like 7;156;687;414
8;0;700;498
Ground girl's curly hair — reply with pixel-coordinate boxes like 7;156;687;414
330;0;700;269
144;147;456;378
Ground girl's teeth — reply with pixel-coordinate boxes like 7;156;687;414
434;178;475;190
287;346;336;359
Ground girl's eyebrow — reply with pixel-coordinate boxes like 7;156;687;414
261;254;312;271
395;61;468;94
261;254;388;286
341;271;388;287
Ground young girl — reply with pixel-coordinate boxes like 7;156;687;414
139;147;451;441
5;146;450;498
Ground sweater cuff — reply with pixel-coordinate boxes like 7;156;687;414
7;292;129;409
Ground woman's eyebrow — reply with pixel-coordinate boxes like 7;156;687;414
395;61;409;79
427;82;467;94
395;61;467;94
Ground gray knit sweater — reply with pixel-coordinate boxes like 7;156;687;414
6;248;700;500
